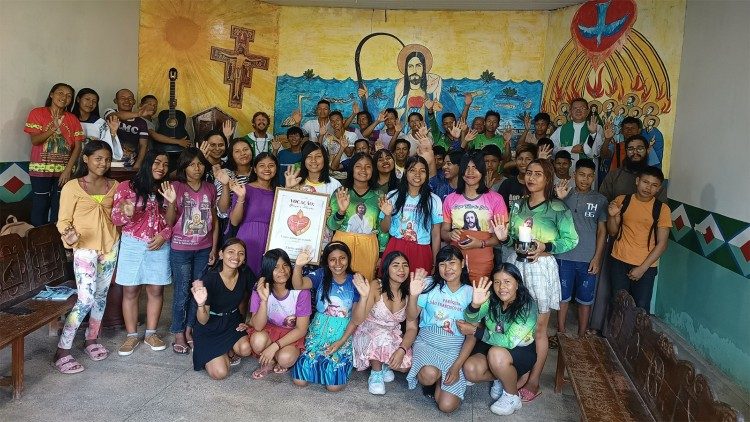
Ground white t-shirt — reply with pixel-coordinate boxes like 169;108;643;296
80;117;124;160
302;119;333;142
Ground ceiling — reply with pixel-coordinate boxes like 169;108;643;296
264;0;582;11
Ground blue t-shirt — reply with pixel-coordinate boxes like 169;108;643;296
429;173;455;202
380;190;443;245
417;278;473;337
277;149;303;186
308;268;360;318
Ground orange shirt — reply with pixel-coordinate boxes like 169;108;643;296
611;195;672;267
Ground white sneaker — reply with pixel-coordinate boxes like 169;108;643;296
368;370;386;395
490;393;522;416
382;364;395;383
490;380;504;400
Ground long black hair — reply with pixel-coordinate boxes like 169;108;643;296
456;151;489;195
344;152;377;190
390;155;433;230
247;152;279;189
489;263;533;325
299;141;332;184
175;147;210;183
225;138;253;172
373;148;398;191
71;88;100;120
199;129;228;158
259;248;294;290
130;150;169;211
319;241;354;304
213;237;248;271
425;245;470;293
44;83;74;112
74;140;112;178
379;251;410;302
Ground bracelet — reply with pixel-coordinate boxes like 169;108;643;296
274;341;282;349
198;304;206;308
398;346;407;354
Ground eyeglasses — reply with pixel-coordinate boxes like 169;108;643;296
627;146;647;152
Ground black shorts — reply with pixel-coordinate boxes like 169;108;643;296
471;332;537;378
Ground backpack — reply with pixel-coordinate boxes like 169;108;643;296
0;215;34;237
617;194;662;248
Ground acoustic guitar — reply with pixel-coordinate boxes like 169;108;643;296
155;68;190;153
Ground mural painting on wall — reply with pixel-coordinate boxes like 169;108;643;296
210;25;270;109
274;33;543;136
543;0;669;169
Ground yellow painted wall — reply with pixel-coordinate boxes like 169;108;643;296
277;7;549;81
139;0;279;137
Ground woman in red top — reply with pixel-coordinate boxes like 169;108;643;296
24;83;84;226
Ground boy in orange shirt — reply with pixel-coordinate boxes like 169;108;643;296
606;166;671;312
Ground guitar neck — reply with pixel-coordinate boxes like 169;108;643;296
169;80;176;118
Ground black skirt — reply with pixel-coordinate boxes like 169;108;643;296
192;311;245;371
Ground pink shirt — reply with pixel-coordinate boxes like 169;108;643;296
112;182;172;242
170;181;216;251
442;191;508;233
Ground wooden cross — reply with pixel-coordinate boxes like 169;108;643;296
210;25;270;109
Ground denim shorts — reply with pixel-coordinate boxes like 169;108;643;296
557;259;597;305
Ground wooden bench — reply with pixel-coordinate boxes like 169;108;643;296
0;224;76;399
555;290;741;422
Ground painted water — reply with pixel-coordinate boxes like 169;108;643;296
274;75;544;133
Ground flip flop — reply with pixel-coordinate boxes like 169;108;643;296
84;344;109;361
273;364;289;374
228;352;241;366
172;342;190;355
54;355;84;374
251;365;274;380
519;387;542;403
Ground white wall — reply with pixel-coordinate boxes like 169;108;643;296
668;0;750;221
0;0;140;162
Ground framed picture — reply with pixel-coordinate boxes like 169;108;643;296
266;188;330;264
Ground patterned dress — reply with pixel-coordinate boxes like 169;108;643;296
352;295;412;371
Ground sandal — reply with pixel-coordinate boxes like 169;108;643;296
54;355;85;374
519;387;542;403
273;364;289;374
548;334;560;349
172;342;190;355
84;344;109;361
251;365;274;380
228;352;241;366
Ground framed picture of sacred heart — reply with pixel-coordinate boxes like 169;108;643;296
266;188;330;264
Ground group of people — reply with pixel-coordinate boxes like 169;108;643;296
25;82;671;416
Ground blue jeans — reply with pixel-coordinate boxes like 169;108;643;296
30;176;61;226
609;257;657;313
170;247;211;333
557;259;598;305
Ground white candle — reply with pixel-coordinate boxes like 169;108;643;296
518;226;532;243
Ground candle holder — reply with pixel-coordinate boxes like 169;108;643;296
514;240;538;262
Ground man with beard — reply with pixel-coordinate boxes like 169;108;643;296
603;116;643;171
393;45;443;126
599;135;667;202
243;111;273;157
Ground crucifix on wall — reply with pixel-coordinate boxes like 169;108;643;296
210;25;270;109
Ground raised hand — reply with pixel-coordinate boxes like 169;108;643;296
191;280;207;306
374;140;385;152
284;166;302;189
222;120;235;139
121;199;135;217
256;277;270;302
554;179;571;199
214;166;230;185
538;143;553;160
393;120;403;135
604;121;615;140
448;122;461;139
471;277;492;307
352;273;370;298
502;124;514;142
524;113;531;131
377;110;387;123
352;100;360;115
489;213;509;242
408;268;428;296
158;181;177;203
61;224;80;246
378;195;394;215
335;187;350;214
271;137;283;152
417;123;430;140
229;179;246;199
318;123;328;138
295;246;313;267
106;113;120;133
337;134;349;150
457;119;468;133
608;200;622;217
199;140;211;158
464;128;479;142
587;115;599;134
